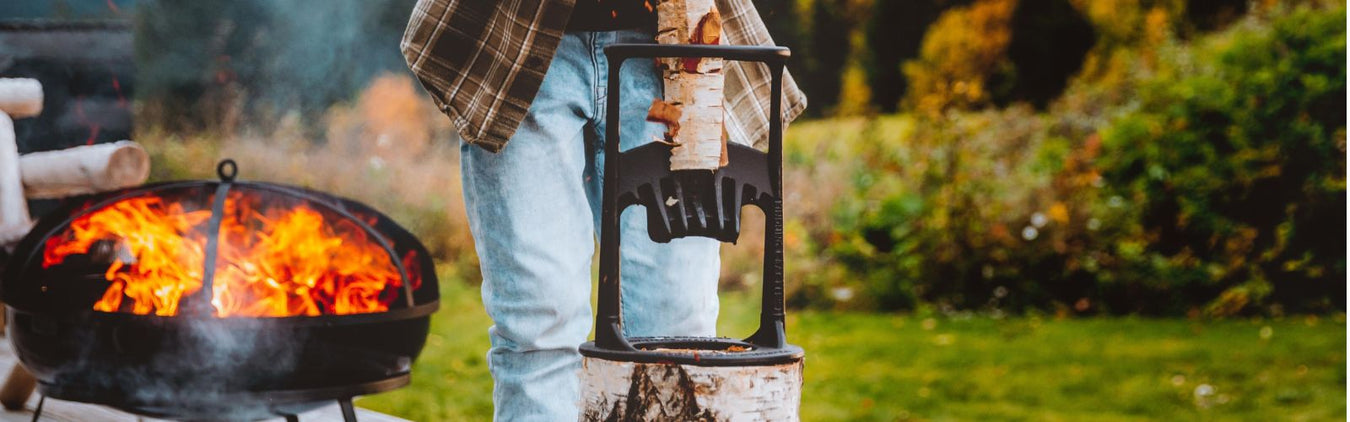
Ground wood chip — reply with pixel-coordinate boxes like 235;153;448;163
645;98;683;138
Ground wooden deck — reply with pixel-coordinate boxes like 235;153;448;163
0;334;409;422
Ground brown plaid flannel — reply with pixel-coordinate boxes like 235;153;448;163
401;0;807;153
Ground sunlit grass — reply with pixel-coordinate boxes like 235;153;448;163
356;278;495;420
359;274;1347;421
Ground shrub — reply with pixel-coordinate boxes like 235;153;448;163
822;3;1345;315
1094;5;1347;315
825;107;1085;312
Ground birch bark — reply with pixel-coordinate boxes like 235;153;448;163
649;0;726;170
0;112;30;247
18;141;150;199
580;357;804;422
0;79;42;118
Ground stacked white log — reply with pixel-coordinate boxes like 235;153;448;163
649;0;726;170
0;79;42;247
18;141;150;199
0;79;42;120
0;78;150;249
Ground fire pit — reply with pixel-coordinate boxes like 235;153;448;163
0;160;439;421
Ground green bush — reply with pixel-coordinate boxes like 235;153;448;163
825;107;1084;313
1094;5;1346;315
820;4;1346;315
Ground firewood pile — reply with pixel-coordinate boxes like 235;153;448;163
0;78;150;251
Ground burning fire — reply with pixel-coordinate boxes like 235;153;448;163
42;191;413;317
43;196;210;316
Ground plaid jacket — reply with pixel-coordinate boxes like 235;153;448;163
401;0;807;153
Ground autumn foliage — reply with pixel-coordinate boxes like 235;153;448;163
793;2;1345;316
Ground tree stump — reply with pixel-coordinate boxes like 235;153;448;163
580;357;803;422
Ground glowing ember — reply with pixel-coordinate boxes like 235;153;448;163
41;191;411;317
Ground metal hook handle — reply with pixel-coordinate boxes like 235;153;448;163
216;159;238;182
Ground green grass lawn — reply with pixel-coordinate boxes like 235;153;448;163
358;279;1347;421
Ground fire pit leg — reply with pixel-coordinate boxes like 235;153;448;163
29;395;43;422
338;398;358;422
284;415;300;422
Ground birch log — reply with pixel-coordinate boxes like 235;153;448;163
18;140;150;199
0;79;43;118
0;365;34;410
580;357;804;422
0;112;31;247
650;0;726;171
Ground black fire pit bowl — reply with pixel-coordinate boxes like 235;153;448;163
0;161;439;421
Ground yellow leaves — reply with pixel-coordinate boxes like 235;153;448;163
328;73;434;160
1206;281;1263;317
836;65;874;116
903;0;1017;114
1144;7;1172;45
784;220;804;251
1048;202;1070;224
989;223;1014;244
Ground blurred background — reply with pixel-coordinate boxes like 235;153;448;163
2;0;1345;420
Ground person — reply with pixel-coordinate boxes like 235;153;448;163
401;0;806;419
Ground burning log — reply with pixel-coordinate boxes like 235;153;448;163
0;78;43;118
650;0;726;170
18;140;150;199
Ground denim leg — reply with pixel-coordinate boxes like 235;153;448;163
587;30;721;339
461;32;595;421
463;29;722;422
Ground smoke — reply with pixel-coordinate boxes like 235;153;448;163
133;0;420;131
56;316;306;420
133;318;305;419
0;0;135;20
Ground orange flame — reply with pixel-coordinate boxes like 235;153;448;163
42;191;412;317
43;196;210;316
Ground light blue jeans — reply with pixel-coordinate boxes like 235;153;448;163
459;29;721;421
